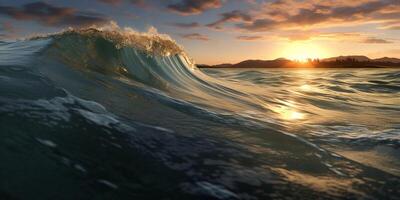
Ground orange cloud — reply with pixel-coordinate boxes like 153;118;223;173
208;0;400;32
236;35;264;41
180;33;209;41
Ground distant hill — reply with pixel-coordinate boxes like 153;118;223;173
323;55;370;62
198;58;293;68
373;57;400;63
197;56;400;68
197;63;233;68
213;63;233;68
323;56;400;63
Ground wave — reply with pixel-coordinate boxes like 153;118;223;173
35;26;193;88
18;26;278;128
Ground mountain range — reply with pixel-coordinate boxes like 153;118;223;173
198;56;400;68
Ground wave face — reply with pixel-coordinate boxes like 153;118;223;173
1;27;400;200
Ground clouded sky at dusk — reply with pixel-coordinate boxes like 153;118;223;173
0;0;399;64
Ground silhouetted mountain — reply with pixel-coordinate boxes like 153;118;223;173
198;58;293;68
373;57;400;63
197;56;400;68
213;63;233;68
323;55;370;62
322;56;400;63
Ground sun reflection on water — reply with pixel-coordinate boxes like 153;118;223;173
259;99;307;121
273;106;305;120
300;84;312;91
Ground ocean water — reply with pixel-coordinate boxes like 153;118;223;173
0;28;399;200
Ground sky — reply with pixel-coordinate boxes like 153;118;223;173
0;0;399;64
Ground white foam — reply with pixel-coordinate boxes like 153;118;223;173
36;138;57;148
97;179;118;189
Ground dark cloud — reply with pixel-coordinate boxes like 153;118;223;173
362;37;392;44
0;2;109;27
168;0;222;15
180;33;209;41
236;35;264;41
207;10;252;29
170;22;201;28
98;0;148;7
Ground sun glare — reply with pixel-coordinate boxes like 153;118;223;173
300;84;312;91
274;106;305;121
283;42;328;62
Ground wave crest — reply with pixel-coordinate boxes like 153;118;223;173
31;22;186;57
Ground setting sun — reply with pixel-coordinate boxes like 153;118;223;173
283;42;328;62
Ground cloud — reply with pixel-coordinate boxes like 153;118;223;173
387;26;400;30
362;37;392;44
180;33;209;41
0;2;109;27
380;21;400;30
277;31;394;45
210;0;400;32
171;22;201;28
168;0;222;15
98;0;148;7
236;35;264;41
207;10;252;29
277;31;351;41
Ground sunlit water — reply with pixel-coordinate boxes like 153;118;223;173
0;29;399;200
204;68;400;175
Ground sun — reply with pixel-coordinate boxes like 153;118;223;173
282;42;328;62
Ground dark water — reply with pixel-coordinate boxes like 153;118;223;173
0;29;399;200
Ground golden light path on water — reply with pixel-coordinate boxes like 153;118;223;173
268;82;318;122
258;98;306;122
268;70;321;122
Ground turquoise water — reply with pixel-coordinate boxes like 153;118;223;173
0;29;399;200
